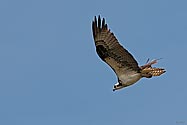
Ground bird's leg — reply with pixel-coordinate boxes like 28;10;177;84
145;58;150;64
140;58;162;69
140;58;165;77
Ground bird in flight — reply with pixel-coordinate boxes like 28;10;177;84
92;16;166;91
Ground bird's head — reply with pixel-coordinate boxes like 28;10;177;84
113;82;124;91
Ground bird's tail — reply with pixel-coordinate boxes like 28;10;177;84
141;67;166;76
140;58;166;77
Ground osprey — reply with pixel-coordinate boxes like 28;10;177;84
92;16;166;91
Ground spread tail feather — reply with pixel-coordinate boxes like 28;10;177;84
141;67;166;76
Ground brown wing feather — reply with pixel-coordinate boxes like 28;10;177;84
92;16;140;76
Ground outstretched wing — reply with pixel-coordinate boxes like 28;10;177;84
92;16;140;76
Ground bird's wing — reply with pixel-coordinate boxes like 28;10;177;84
92;16;140;76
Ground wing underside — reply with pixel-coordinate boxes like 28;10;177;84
92;16;140;76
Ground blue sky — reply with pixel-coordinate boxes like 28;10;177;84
0;0;187;125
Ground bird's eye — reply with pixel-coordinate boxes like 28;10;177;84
114;85;116;88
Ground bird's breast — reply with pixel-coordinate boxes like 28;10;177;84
119;73;141;86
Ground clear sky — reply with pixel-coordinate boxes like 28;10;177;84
0;0;187;125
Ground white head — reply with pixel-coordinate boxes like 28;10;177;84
113;82;125;91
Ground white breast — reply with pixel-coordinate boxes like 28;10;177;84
119;73;142;86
